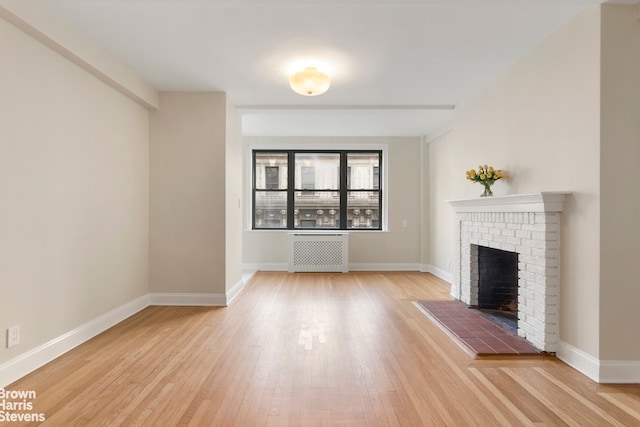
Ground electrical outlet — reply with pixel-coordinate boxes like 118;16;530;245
7;325;20;348
401;219;408;228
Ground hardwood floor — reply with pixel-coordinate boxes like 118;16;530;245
7;271;640;426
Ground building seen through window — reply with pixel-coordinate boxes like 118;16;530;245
265;166;280;190
253;150;382;230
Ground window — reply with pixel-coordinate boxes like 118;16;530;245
252;150;382;230
254;152;288;228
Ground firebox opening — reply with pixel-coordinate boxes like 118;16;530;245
477;246;519;329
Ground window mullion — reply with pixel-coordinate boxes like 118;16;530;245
252;151;257;229
378;152;382;229
340;152;347;230
287;152;295;229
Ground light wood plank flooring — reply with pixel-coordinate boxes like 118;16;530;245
7;271;640;426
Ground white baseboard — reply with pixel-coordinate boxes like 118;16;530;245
243;262;422;272
242;269;257;284
242;263;288;271
149;293;227;306
599;360;640;384
557;340;600;382
226;279;246;305
421;264;453;283
349;263;420;271
558;341;640;383
0;294;150;388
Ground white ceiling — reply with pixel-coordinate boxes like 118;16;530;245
34;0;608;137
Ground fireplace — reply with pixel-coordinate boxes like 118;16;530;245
449;192;569;353
477;246;518;317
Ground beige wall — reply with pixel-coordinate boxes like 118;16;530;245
426;129;455;274
0;17;149;364
599;5;640;361
225;98;244;291
150;92;229;294
426;7;602;357
243;136;422;268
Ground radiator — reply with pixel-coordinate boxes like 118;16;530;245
288;233;349;273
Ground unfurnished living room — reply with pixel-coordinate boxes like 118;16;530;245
1;0;639;425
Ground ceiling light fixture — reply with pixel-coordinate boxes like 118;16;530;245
289;67;331;96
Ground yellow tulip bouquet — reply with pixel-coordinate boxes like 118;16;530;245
466;165;507;197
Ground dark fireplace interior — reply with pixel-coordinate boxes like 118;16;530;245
477;246;519;328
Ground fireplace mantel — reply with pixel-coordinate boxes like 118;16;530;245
448;192;570;213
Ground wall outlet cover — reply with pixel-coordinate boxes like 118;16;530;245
7;325;20;348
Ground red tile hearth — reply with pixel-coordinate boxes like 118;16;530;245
415;300;539;356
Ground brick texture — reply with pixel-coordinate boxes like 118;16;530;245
453;211;560;353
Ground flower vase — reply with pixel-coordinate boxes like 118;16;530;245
481;182;493;197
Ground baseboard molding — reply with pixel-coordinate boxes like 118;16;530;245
226;278;246;305
149;293;227;306
421;264;453;283
599;360;640;384
242;269;257;284
349;263;420;271
0;294;150;388
558;341;640;383
557;340;600;382
242;263;288;272
243;262;422;272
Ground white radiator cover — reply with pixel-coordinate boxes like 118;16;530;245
288;233;349;273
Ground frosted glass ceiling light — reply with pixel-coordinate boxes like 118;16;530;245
289;67;331;96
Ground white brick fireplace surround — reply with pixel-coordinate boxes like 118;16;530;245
449;192;569;353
